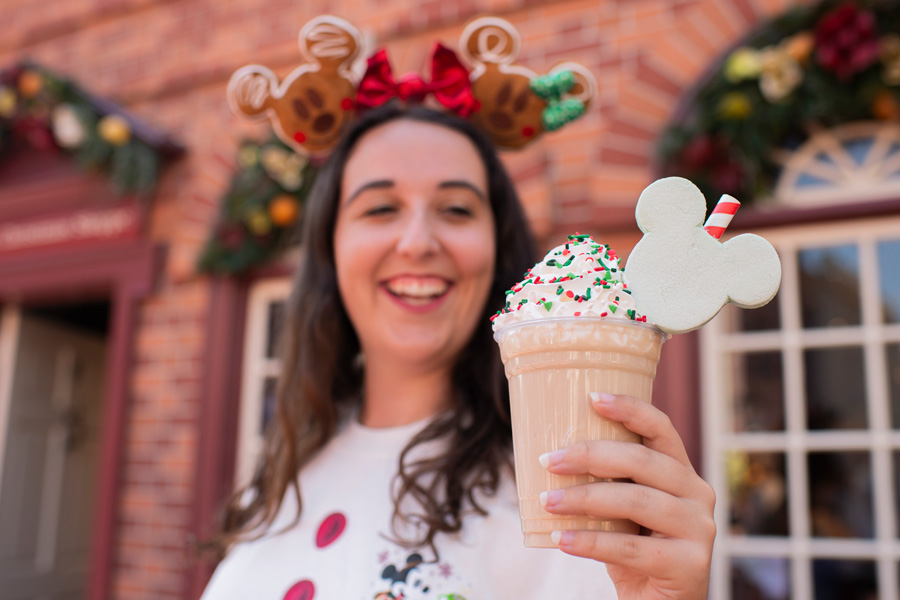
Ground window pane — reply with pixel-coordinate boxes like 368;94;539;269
805;347;867;430
732;557;790;600
799;245;860;328
728;452;788;536
812;559;877;600
260;376;277;435
879;240;900;324
265;300;286;359
891;344;900;429
738;291;781;331
731;352;784;432
808;452;873;539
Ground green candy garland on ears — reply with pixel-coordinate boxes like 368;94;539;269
530;70;586;131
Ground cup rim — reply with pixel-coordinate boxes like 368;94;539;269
492;316;667;341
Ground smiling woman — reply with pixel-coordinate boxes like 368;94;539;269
334;119;496;424
200;102;715;600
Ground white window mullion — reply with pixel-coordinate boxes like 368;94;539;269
779;236;814;600
701;313;729;600
861;236;899;600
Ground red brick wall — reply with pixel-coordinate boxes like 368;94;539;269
1;0;808;597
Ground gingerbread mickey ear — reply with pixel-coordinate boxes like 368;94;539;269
227;15;363;156
459;16;596;150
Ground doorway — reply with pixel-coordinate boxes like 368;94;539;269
0;300;110;600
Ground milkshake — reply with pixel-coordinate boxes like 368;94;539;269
492;234;665;548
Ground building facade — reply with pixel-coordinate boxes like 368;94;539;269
1;0;899;599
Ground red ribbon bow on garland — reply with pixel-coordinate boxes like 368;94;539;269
356;43;480;117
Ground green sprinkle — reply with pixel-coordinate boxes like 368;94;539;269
561;255;574;267
556;285;564;295
623;289;632;295
585;287;591;299
608;304;618;314
546;259;557;267
567;272;576;279
543;301;553;311
505;290;515;295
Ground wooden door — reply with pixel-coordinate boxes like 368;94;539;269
0;307;107;600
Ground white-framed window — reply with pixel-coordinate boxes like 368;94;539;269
703;215;900;600
235;278;291;489
773;122;900;207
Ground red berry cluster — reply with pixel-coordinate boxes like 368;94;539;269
814;3;880;81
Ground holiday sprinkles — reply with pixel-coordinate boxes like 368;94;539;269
491;233;648;330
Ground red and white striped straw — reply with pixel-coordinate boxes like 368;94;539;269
703;194;741;240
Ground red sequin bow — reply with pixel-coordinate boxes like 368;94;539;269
355;43;479;117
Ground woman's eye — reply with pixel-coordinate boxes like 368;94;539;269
363;205;396;216
444;205;473;217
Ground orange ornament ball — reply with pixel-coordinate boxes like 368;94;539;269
269;195;300;227
18;70;43;98
873;90;900;121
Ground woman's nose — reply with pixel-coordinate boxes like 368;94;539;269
396;210;439;257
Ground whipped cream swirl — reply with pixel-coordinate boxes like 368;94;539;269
491;233;648;331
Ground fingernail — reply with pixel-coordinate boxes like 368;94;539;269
591;392;615;404
540;489;563;507
538;449;564;468
550;530;573;546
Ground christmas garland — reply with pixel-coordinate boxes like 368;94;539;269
0;62;167;196
197;136;314;274
659;0;900;211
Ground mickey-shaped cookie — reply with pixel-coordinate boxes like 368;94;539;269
624;177;782;334
458;17;596;149
227;16;362;155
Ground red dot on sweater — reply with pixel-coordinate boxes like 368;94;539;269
283;579;315;600
293;131;307;143
522;125;535;137
341;97;355;110
316;513;346;548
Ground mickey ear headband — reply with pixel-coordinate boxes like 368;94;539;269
227;15;597;156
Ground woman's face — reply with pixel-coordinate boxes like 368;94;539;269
334;118;496;371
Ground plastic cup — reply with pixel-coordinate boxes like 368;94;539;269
493;316;666;548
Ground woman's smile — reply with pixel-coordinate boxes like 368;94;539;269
382;275;453;308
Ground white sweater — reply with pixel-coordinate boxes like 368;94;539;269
201;415;618;600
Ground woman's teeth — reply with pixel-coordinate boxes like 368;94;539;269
385;278;449;301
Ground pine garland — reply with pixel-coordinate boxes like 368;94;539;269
659;0;900;213
197;136;316;274
0;62;166;196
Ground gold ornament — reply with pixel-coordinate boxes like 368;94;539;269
238;144;259;168
758;46;802;102
247;209;272;236
98;114;132;146
17;70;43;98
0;86;16;118
717;92;753;120
881;34;900;86
269;194;300;227
724;47;762;83
260;146;306;191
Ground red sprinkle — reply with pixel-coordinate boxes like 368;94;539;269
574;312;581;316
601;311;608;317
566;290;574;298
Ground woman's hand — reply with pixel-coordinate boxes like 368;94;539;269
538;392;716;600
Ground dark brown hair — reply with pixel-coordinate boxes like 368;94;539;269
215;102;536;555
